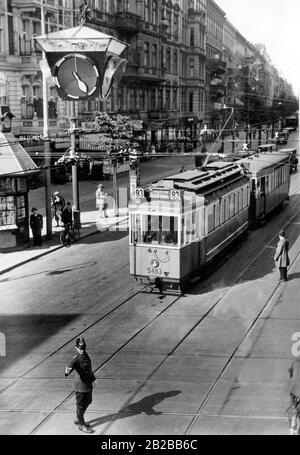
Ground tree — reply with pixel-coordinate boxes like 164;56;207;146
92;112;143;143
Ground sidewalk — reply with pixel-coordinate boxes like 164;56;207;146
0;161;196;277
0;208;129;276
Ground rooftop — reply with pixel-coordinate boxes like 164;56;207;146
0;132;38;176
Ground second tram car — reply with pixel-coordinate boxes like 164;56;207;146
129;152;291;294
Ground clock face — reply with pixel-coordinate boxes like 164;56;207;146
53;53;100;100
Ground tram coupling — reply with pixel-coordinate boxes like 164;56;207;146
137;277;183;296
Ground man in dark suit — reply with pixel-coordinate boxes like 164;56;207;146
61;202;73;233
274;230;290;282
29;208;43;247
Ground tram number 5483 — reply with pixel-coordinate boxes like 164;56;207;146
147;267;162;275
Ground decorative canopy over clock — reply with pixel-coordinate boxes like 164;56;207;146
34;26;128;101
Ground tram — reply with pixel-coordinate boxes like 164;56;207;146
129;153;290;294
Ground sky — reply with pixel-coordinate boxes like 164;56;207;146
216;0;300;95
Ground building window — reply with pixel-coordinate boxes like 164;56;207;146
152;1;158;24
0;15;4;53
139;90;145;110
144;42;150;67
174;14;179;39
166;48;171;72
166;88;170;111
158;88;163;110
161;46;165;68
152;44;157;68
150;88;156;110
167;9;172;33
189;92;194;112
174;51;178;74
173;88;177;110
190;27;195;47
145;0;150;22
190;59;195;78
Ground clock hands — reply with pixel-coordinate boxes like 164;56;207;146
72;71;88;94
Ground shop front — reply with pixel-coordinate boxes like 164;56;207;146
0;130;39;249
0;177;30;249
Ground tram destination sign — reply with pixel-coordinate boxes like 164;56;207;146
151;189;182;201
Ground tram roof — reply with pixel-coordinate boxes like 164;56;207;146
240;152;289;175
157;162;244;193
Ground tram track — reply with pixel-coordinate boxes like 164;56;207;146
27;185;300;435
2;176;300;435
99;193;300;436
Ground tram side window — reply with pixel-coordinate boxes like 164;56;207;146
143;215;178;246
235;191;239;215
220;199;224;225
207;204;215;233
131;214;142;243
184;210;197;244
270;174;274;192
244;186;249;208
239;189;243;211
224;198;229;221
229;195;235;218
198;207;205;238
215;201;220;228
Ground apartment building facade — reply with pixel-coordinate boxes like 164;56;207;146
0;0;296;141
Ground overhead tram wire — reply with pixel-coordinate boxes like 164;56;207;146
0;151;297;178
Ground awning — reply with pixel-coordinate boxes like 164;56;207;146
0;132;39;177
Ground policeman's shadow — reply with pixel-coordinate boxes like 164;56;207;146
87;390;181;429
286;272;300;282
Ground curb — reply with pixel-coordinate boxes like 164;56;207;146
0;216;129;276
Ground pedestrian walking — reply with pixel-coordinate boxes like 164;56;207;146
61;202;73;234
51;191;65;227
65;338;96;433
288;357;300;435
61;202;73;228
274;230;290;282
96;184;108;218
29;208;43;247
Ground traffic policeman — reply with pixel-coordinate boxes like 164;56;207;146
65;338;96;433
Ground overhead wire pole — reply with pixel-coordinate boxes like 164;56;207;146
69;104;81;227
41;0;52;239
203;106;234;167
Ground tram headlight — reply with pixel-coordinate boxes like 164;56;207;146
151;259;160;269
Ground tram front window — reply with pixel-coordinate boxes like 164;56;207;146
143;215;178;246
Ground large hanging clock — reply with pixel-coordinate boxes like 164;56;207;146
53;53;100;100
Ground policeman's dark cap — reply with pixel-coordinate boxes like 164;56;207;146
75;338;86;350
279;230;286;237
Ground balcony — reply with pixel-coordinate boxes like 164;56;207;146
148;110;168;120
19;36;42;57
114;12;141;33
123;66;165;84
88;10;114;27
